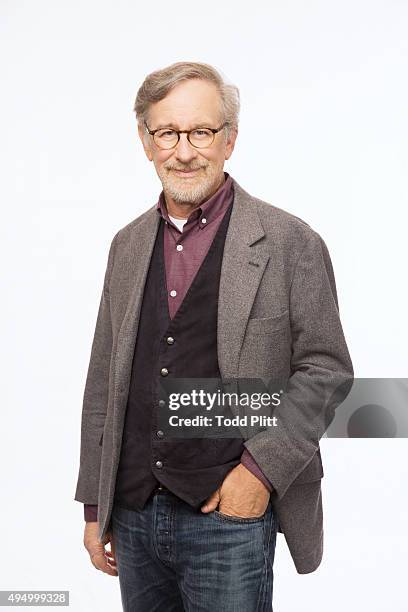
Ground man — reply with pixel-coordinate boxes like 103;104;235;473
74;61;353;611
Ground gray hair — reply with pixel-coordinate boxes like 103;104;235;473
134;61;240;140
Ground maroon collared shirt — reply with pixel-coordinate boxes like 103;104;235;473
83;172;272;522
157;172;234;320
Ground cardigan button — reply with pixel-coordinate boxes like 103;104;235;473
158;399;166;407
160;368;169;376
156;430;164;438
155;460;163;469
166;336;174;345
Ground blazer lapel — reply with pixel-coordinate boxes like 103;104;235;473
113;207;161;437
217;178;269;379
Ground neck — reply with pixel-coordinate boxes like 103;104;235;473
164;173;225;219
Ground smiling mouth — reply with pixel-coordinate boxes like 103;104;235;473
173;168;202;177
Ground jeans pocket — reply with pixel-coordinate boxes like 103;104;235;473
212;508;267;524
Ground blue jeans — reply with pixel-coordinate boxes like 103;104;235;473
111;488;277;611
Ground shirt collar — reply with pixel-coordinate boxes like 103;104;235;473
156;171;233;229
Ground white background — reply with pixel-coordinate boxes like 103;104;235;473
1;1;407;610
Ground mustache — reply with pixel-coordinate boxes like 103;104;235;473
164;164;207;172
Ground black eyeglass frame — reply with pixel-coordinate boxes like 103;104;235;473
144;121;229;149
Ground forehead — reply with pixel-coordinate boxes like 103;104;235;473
148;79;222;129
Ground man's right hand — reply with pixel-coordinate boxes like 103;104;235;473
83;522;118;576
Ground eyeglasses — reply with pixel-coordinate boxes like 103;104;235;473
144;121;228;150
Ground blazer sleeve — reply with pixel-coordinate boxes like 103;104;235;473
74;233;118;506
243;231;354;500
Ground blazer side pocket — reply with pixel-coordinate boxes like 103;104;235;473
246;310;289;335
292;450;324;484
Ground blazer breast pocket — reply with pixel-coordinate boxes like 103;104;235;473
246;310;289;336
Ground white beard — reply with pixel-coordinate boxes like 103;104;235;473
158;165;224;205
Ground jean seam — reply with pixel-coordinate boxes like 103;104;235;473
255;503;275;611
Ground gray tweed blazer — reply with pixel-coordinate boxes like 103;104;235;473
74;177;353;574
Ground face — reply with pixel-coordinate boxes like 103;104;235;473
138;79;237;205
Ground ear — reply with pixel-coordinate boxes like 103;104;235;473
224;128;238;161
137;123;154;161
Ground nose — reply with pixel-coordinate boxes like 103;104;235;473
173;133;198;163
